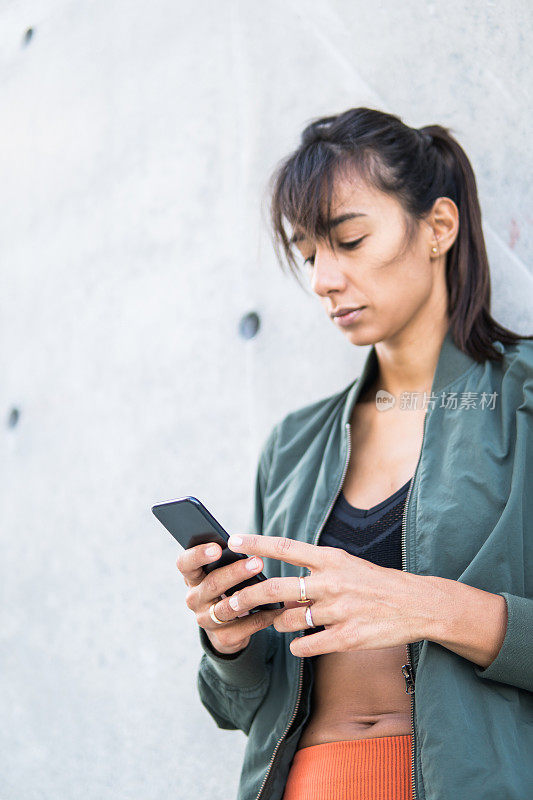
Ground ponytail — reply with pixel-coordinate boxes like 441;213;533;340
419;124;533;360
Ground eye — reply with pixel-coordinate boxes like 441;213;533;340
340;236;366;250
303;236;366;268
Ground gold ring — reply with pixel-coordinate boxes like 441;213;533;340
296;575;309;603
209;601;226;625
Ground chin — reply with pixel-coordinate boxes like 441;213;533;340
341;323;383;349
343;332;377;348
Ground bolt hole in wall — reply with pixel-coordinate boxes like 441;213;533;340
238;311;261;340
7;408;20;429
22;27;34;47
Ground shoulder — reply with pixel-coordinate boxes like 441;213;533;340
499;337;533;372
491;338;533;421
273;379;355;448
497;338;533;391
254;378;355;482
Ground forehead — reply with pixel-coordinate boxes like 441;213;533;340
290;175;388;245
329;171;371;203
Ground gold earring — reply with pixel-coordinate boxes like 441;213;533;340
431;246;438;253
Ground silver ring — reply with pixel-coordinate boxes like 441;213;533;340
305;605;315;628
209;601;226;625
297;575;309;603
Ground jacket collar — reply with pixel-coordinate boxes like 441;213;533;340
341;325;478;426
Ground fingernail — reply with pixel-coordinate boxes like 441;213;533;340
246;557;260;571
229;594;240;610
206;545;218;557
228;535;243;548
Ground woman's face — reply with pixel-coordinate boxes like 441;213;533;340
292;174;446;347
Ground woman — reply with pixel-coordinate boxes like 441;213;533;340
178;107;533;800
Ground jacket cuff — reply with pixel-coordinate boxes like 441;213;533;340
197;625;275;689
473;592;533;692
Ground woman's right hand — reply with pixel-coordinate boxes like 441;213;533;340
176;543;283;655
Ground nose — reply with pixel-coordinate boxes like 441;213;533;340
310;244;347;297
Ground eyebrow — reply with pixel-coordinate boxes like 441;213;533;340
289;212;368;245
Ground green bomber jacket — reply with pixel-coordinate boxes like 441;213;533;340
196;326;533;800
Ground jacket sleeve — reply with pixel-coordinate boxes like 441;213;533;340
196;423;281;734
473;593;533;693
473;355;533;693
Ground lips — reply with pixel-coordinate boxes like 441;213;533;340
332;306;366;326
331;306;365;318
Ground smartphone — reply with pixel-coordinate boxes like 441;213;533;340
151;496;283;612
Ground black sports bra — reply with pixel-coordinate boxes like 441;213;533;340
318;477;413;570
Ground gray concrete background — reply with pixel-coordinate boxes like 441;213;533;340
1;1;532;798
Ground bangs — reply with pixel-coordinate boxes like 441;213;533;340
269;143;369;282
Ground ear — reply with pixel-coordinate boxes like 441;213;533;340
427;196;459;257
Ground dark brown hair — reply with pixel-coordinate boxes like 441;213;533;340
267;107;532;362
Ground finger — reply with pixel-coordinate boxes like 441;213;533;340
273;603;329;633
227;534;324;570
202;608;282;653
203;599;282;631
282;599;305;611
216;574;319;616
197;554;265;605
176;543;223;588
289;628;340;658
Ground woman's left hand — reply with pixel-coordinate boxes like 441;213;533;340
222;533;436;657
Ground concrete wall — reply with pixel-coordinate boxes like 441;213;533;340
1;1;532;798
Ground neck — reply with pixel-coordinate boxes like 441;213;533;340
371;314;450;399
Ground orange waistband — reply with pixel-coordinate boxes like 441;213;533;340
281;734;414;800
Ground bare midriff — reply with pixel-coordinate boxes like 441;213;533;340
297;646;413;747
297;383;427;749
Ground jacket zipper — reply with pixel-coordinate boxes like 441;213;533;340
254;422;353;800
400;407;430;800
401;475;417;800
